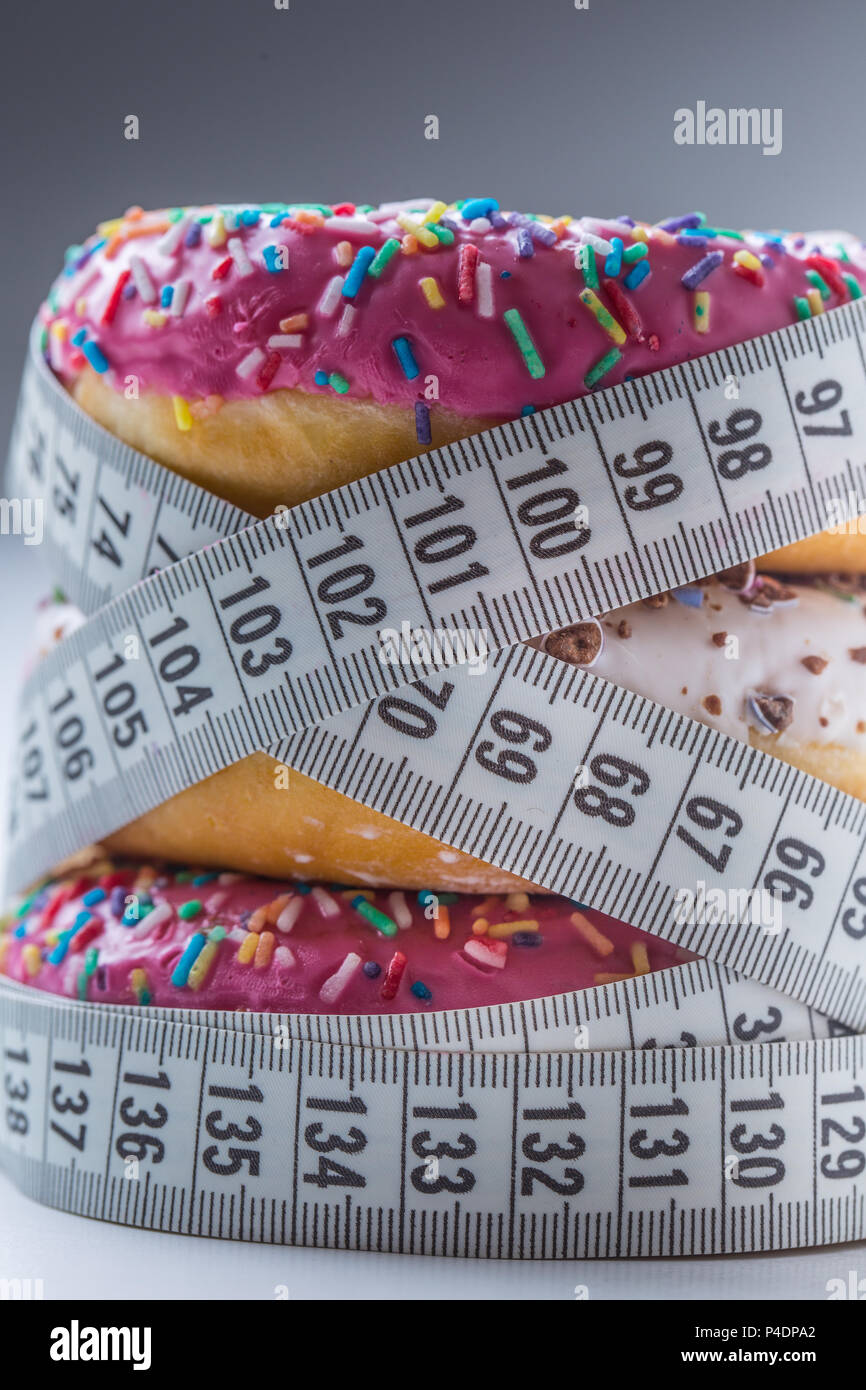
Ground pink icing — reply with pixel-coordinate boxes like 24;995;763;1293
1;865;688;1014
42;201;866;422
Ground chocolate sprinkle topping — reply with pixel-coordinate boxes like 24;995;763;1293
642;592;669;609
702;694;722;716
758;576;798;604
801;655;828;675
740;589;773;612
752;694;795;733
617;619;632;639
850;647;866;664
545;621;602;666
711;631;727;648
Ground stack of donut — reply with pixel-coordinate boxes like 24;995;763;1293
3;197;866;1015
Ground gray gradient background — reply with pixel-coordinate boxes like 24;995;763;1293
2;0;866;443
2;0;866;1297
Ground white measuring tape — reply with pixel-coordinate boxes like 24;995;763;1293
1;972;861;1258
3;309;866;1256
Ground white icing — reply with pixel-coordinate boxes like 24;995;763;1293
550;580;866;750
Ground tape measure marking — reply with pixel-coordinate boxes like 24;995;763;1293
2;979;863;1258
8;308;866;897
0;957;844;1057
257;646;866;1031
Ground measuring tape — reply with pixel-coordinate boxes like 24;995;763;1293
4;308;866;1255
1;965;861;1259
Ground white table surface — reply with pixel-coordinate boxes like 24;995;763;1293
2;1167;864;1301
0;537;863;1301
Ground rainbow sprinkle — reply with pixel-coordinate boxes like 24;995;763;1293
342;245;376;298
623;260;650;291
171;931;206;986
503;307;545;379
351;894;398;937
576;243;599;289
391;336;420;380
584;346;622;389
368;237;401;277
578;288;626;345
419;276;445;309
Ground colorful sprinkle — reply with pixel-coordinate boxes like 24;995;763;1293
396;214;439;249
387;891;413;930
578;288;626;345
22;944;41;977
82;340;109;374
475;260;494;318
310;885;340;918
503;307;545;379
457;243;479;303
171;931;206;986
604;237;624;277
187;925;226;990
318;275;344;317
681;251;724;290
342;245;376;298
602;278;644;340
276;896;305;933
806;287;824;316
487;918;539;939
351;893;398;937
368;237;401;278
206;212;227;247
254;930;276;969
693;290;710;333
464;937;508;969
130;967;151;1005
419;275;445;309
101;269;131;324
392;335;420;380
805;268;831;301
415;401;432;445
227;236;254;278
319;951;362;1004
576;243;599;289
570;911;614;956
237;931;258;965
630;941;651;975
380;949;408;1000
584;346;622;389
461;197;499;220
236;347;265;379
172;395;193;430
623;260;651;291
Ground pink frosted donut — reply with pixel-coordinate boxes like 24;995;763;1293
44;201;866;423
0;861;688;1015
